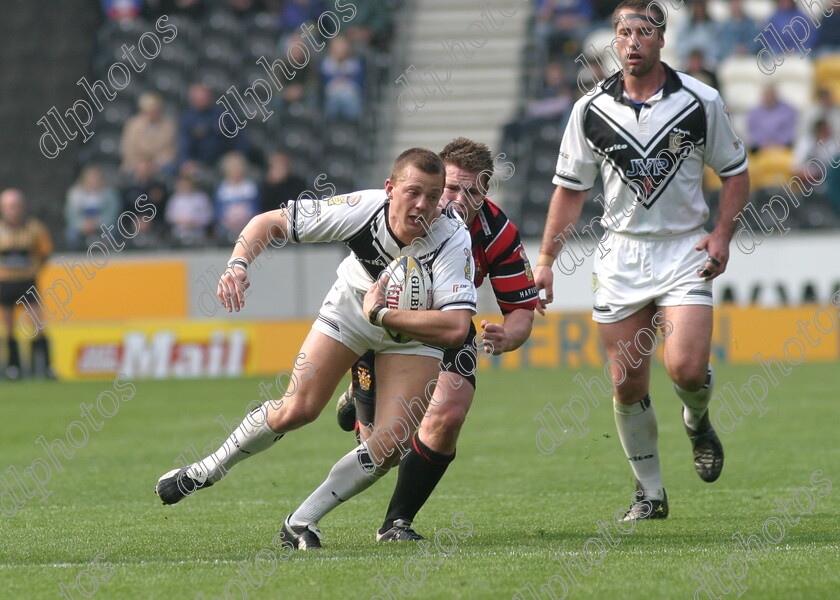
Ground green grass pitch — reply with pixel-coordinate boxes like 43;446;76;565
1;363;838;599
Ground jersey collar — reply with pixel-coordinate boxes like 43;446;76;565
603;62;682;107
383;198;408;249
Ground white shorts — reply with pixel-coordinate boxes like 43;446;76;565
591;228;714;324
312;276;444;360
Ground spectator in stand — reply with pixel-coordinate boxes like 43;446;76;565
178;159;217;197
179;83;228;170
166;174;213;246
120;158;170;249
321;34;365;120
527;61;573;119
815;5;840;54
763;0;818;56
260;150;307;213
717;0;760;58
676;0;720;67
121;157;169;214
64;165;121;249
535;0;594;58
684;49;719;90
801;88;840;141
102;0;143;20
215;152;260;243
276;0;324;37
120;92;178;176
277;32;320;109
746;85;798;152
793;118;839;189
345;0;392;50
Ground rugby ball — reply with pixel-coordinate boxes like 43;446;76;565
382;255;431;343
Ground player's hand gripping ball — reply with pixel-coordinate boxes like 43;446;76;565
381;255;432;343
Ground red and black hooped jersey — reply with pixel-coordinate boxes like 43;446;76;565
469;199;539;314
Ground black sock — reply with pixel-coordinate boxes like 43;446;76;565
7;338;20;370
380;434;455;533
31;336;51;377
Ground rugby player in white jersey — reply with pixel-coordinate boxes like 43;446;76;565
154;148;477;548
535;0;750;520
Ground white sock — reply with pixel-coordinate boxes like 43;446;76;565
613;396;663;501
289;443;390;527
675;365;714;430
188;402;283;484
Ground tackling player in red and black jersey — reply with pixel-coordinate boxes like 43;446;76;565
339;138;539;541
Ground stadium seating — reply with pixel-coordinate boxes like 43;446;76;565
814;53;840;103
748;146;795;190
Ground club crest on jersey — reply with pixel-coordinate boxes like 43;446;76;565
669;129;693;158
358;365;371;391
464;248;472;281
521;249;534;281
669;132;685;155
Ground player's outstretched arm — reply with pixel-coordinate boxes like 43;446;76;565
535;186;587;311
230;208;290;264
480;309;534;356
695;170;750;281
217;208;290;312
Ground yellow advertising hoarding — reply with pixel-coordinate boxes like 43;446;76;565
46;305;839;381
33;259;188;322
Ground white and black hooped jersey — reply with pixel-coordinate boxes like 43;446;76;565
554;63;748;235
287;189;477;313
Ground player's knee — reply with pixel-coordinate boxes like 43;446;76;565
267;400;319;431
423;402;468;442
669;361;707;392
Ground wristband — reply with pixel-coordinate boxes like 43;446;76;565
537;253;555;267
369;305;391;327
227;257;249;271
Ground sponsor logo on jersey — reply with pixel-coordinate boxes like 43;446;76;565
626;157;671;178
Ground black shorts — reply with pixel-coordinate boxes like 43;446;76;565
440;320;478;390
352;322;479;425
0;279;35;307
